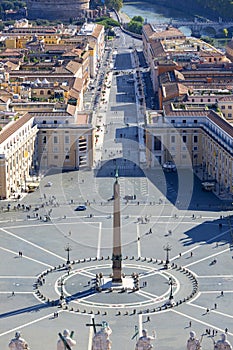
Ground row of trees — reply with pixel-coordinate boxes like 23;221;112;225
90;0;123;12
196;0;233;19
0;0;25;12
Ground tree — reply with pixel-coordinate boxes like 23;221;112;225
127;20;143;34
223;28;228;37
132;16;144;23
105;0;123;12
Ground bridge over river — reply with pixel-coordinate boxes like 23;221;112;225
168;18;233;36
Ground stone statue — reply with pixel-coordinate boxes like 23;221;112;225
214;334;232;350
92;322;112;350
135;329;156;350
8;331;29;350
57;329;76;350
187;331;201;350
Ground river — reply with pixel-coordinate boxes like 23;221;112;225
122;1;193;35
121;1;230;47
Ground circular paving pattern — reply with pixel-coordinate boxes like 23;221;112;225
35;256;198;315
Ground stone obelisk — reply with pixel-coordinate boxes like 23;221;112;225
112;169;122;284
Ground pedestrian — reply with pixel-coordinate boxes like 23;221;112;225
179;252;182;257
225;328;228;333
189;321;192;327
190;252;193;257
206;308;210;313
214;303;217;309
147;316;150;322
149;228;152;234
12;291;15;296
221;291;224;296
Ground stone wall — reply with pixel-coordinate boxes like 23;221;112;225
26;0;90;20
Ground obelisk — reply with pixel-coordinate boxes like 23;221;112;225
112;168;122;284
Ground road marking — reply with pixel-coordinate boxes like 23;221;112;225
138;313;142;337
0;311;64;337
1;227;66;262
97;222;102;259
198;275;233;278
189;300;233;320
137;223;141;257
0;246;53;268
172;309;233;336
0;276;35;279
184;247;230;268
87;316;94;350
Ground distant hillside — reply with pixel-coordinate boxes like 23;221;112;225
123;0;233;20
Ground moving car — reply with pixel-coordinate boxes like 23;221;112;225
74;205;87;211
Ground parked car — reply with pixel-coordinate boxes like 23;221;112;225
74;205;87;211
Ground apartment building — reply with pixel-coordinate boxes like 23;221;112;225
0;113;38;199
34;109;94;171
145;105;233;194
77;22;105;78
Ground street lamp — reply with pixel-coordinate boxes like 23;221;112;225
169;277;174;301
65;243;72;265
163;243;172;269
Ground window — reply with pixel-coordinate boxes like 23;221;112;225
43;136;47;144
194;135;198;143
229;106;232;109
54;136;58;144
54;155;58;159
228;113;232;118
53;147;58;153
40;90;44;95
194;119;198;124
171;135;175;143
65;135;70;144
171;120;175;124
182;135;187;143
42;120;46;124
182;120;186;124
153;136;161;151
54;120;57;124
65;155;70;160
222;106;225;109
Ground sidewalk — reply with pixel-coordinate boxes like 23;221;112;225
92;71;113;168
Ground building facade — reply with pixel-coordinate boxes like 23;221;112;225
0;113;38;199
26;0;90;20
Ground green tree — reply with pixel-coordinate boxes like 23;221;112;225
105;0;123;12
127;20;143;34
132;16;144;23
223;28;228;37
2;1;13;10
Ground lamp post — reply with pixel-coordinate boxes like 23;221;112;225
163;243;172;269
65;243;72;265
169;277;174;301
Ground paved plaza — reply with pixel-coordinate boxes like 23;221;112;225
1;30;233;350
0;167;233;350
